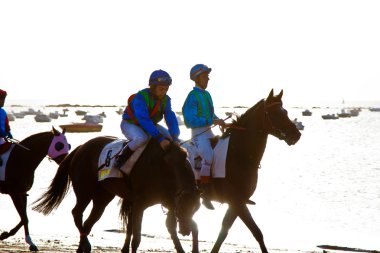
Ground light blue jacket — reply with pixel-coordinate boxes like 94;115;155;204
182;87;219;128
122;88;180;143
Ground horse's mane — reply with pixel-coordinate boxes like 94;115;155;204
20;131;51;144
222;99;264;138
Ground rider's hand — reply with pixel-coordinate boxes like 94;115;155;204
160;139;171;151
5;133;12;141
213;119;225;127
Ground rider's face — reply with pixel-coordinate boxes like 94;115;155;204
152;85;169;99
197;72;209;90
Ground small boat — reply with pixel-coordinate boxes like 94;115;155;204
322;114;338;120
337;109;351;118
13;112;25;119
49;111;59;119
369;107;380;112
34;113;52;122
82;115;103;124
302;109;312;116
75;110;87;116
116;108;124;115
349;108;360;117
292;118;304;130
59;108;69;117
59;123;102;133
7;113;15;121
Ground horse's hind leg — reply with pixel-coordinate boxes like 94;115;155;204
165;210;185;253
8;193;38;251
72;197;91;253
79;191;115;253
121;208;133;253
211;206;237;253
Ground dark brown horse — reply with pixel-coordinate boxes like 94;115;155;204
33;136;201;253
0;127;70;251
184;89;301;253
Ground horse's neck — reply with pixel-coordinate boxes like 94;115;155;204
21;133;51;161
231;105;269;169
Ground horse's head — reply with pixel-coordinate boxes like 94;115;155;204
175;187;201;236
48;127;71;164
264;89;301;145
163;143;201;236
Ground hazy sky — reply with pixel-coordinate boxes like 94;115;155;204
1;0;379;110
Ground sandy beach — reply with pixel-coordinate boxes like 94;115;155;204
0;230;323;253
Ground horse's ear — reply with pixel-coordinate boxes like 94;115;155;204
62;128;66;135
267;89;274;100
52;126;60;136
278;89;283;99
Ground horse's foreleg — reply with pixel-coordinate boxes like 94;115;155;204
191;219;199;253
165;210;185;253
236;204;268;253
210;206;237;253
9;193;38;251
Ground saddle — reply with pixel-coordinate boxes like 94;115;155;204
183;135;229;179
98;139;146;181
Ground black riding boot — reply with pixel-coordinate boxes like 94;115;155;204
113;146;133;169
199;183;215;210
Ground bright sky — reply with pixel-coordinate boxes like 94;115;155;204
1;0;380;110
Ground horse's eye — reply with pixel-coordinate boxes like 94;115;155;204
55;142;64;151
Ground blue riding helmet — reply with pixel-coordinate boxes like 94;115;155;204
190;64;212;81
149;69;172;86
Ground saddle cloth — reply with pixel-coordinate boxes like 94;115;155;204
98;139;146;181
0;144;16;181
183;136;230;180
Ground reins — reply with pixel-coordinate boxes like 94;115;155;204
179;115;246;145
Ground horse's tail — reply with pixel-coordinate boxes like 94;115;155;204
119;199;131;230
32;145;81;215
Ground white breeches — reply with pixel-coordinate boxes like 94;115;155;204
192;127;215;177
120;120;171;151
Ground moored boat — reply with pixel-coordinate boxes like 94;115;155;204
59;123;102;133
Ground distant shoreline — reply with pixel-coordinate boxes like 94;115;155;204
8;104;121;108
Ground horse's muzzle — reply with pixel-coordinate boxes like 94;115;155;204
286;131;301;145
178;220;191;236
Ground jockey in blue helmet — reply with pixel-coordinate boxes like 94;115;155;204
114;69;180;169
182;64;225;210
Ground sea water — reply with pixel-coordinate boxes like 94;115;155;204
1;105;379;251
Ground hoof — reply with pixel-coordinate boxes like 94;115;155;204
79;236;91;253
29;245;39;251
0;231;10;240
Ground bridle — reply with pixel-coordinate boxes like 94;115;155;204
262;101;288;140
